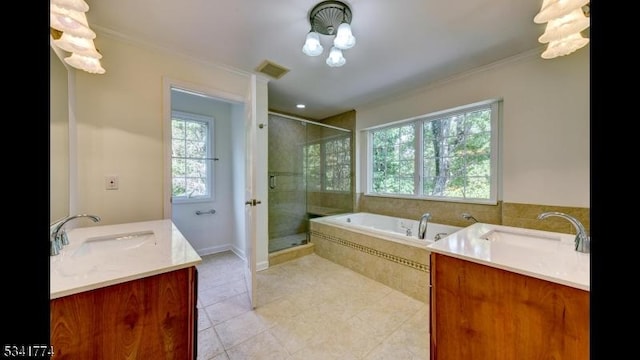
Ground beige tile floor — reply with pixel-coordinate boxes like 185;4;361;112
196;251;430;360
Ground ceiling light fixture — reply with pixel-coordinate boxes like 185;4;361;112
50;0;105;74
534;0;590;59
302;1;356;68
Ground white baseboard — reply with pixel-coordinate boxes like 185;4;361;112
198;245;268;271
196;244;232;257
256;260;269;272
231;245;246;261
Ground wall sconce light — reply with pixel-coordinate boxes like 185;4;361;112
302;1;356;67
534;0;590;59
50;0;105;74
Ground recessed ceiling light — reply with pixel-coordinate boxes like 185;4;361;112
296;104;306;109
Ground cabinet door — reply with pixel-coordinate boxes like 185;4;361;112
430;253;589;360
51;267;197;360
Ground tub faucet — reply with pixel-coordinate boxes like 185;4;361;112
418;213;431;239
461;213;478;223
50;214;101;256
537;212;589;253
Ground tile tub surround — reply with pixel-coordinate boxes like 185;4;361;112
357;194;589;234
501;202;590;234
357;194;503;228
310;220;432;303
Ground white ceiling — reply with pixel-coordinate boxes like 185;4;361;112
85;0;547;120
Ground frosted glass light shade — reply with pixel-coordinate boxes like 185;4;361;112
50;4;96;39
54;32;102;58
326;46;346;67
65;53;106;74
50;0;90;12
302;31;324;56
333;23;356;50
541;32;589;59
534;0;589;24
538;8;590;43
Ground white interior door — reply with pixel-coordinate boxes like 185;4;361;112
244;74;258;308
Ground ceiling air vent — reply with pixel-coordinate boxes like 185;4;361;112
256;60;290;80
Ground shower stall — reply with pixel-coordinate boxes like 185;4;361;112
267;112;354;253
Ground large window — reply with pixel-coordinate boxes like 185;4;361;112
171;111;214;202
368;100;500;204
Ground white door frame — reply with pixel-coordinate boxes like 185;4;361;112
162;77;244;218
243;74;258;308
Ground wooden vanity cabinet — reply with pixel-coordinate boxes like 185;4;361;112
51;267;198;360
429;253;589;360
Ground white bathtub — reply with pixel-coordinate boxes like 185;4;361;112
311;212;463;248
309;212;464;302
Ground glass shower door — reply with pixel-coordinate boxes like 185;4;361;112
267;114;308;253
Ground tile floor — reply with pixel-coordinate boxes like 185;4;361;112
196;250;430;360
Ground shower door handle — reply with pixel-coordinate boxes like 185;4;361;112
269;175;276;189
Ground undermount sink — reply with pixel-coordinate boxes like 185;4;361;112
479;228;572;249
54;230;157;278
71;230;157;258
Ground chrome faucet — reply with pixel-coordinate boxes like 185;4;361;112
50;214;101;256
418;212;431;239
537;211;589;253
461;212;478;223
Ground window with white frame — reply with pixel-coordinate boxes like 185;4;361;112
367;100;500;204
171;111;214;202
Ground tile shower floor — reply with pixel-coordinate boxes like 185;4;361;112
196;251;430;360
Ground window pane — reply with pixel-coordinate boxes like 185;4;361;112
172;158;186;176
397;176;414;194
399;159;414;174
466;109;491;133
371;124;415;194
186;140;207;158
466;153;490;177
172;178;186;197
442;180;465;197
186;121;207;141
172;120;186;139
172;139;186;157
466;176;491;198
186;159;206;177
464;132;491;154
186;177;207;197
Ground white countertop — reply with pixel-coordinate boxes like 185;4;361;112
50;219;202;299
427;223;590;291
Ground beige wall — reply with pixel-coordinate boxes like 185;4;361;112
50;47;69;223
356;47;590;209
73;33;251;225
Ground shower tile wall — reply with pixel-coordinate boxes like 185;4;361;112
268;115;307;240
